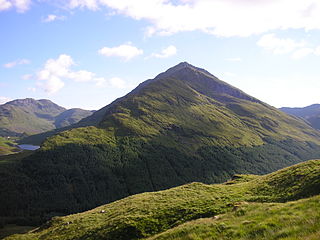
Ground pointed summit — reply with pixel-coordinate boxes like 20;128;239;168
155;62;214;80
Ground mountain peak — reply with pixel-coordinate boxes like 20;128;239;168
155;62;214;80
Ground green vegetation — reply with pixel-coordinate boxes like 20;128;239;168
4;159;320;240
2;63;320;228
148;196;320;240
54;108;94;128
0;98;92;137
0;137;19;155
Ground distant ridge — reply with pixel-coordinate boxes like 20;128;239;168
280;104;320;130
0;98;93;137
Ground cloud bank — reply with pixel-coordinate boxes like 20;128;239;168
66;0;320;37
0;0;31;13
4;1;320;38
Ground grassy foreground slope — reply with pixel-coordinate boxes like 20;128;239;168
149;196;320;240
5;159;320;240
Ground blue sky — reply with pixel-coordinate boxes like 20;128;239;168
1;0;320;110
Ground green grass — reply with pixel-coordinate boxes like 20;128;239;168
0;137;19;155
148;195;320;240
5;159;320;240
0;99;92;137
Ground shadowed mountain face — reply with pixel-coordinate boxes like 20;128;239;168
280;104;320;130
2;62;320;226
0;98;93;137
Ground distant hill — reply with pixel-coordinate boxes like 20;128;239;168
2;62;320;227
4;159;320;240
54;108;94;128
280;104;320;130
0;98;93;137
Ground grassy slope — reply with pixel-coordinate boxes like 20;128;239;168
39;73;320;163
54;109;94;128
0;137;19;155
148;196;320;240
96;75;320;149
5;159;320;240
0;99;65;135
0;99;93;137
0;105;57;135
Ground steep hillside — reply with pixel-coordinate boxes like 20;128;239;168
54;108;94;128
280;104;320;130
0;99;93;137
4;159;320;240
2;62;320;226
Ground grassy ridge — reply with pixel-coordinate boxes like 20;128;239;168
5;159;320;240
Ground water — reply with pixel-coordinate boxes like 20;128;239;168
18;144;40;151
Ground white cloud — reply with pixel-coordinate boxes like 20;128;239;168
0;0;12;11
292;48;314;60
314;46;320;56
0;0;31;12
98;43;143;61
68;0;99;10
21;74;32;80
43;14;66;22
36;54;127;94
64;0;320;37
109;77;126;88
257;33;320;59
257;34;305;55
3;59;30;68
27;87;36;92
151;45;177;58
0;96;11;104
225;57;242;62
5;0;320;38
37;75;65;94
4;0;320;38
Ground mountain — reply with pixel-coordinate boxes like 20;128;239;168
0;98;93;137
4;159;320;240
280;104;320;130
2;62;320;227
54;108;94;128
